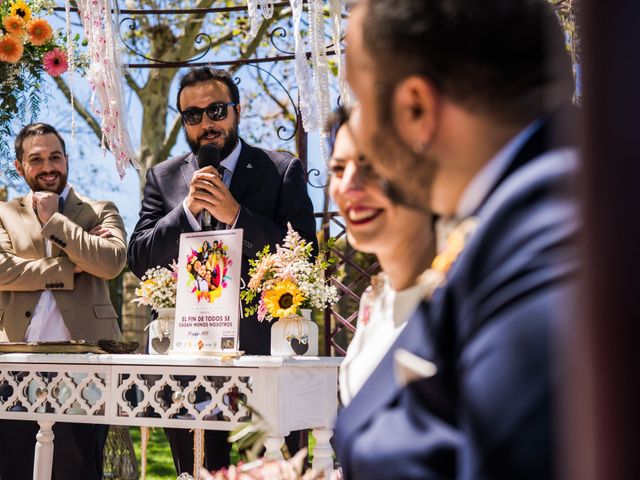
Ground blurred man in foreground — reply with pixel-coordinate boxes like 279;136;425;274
334;0;580;478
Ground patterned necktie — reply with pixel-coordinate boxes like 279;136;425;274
215;166;230;230
58;196;65;213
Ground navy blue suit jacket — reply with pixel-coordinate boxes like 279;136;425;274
334;113;580;479
128;140;317;354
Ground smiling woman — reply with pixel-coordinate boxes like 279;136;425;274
328;106;435;406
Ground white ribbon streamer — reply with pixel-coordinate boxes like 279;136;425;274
76;0;140;177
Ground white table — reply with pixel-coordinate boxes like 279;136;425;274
0;353;342;480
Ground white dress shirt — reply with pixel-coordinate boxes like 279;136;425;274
339;274;430;406
183;140;242;231
25;184;72;342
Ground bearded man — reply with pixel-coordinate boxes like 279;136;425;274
333;0;581;478
127;67;316;473
0;122;126;479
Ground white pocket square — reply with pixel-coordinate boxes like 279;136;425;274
394;348;438;387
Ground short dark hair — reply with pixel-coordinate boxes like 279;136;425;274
15;123;67;162
176;67;240;112
362;0;573;124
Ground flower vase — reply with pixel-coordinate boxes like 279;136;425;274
147;307;175;355
270;308;318;356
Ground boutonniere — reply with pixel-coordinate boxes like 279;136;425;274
419;217;479;299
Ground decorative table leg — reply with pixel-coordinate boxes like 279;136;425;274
33;420;55;480
312;428;334;478
263;435;285;461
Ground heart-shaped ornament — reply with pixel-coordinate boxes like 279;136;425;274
152;336;171;354
290;337;309;355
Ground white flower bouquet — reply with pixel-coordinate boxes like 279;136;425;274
132;263;177;311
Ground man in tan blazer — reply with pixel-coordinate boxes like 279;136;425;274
0;123;127;480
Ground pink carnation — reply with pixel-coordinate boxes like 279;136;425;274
43;48;68;77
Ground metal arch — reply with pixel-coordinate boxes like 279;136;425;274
118;17;217;66
306;168;328;190
268;27;295;55
242;62;300;142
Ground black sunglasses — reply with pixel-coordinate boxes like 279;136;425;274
180;102;237;125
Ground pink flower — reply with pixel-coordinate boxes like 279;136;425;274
257;291;268;322
43;48;68;77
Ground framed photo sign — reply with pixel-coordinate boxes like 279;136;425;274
172;229;243;354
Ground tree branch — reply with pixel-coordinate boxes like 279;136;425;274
232;13;285;72
53;76;102;143
159;113;183;164
124;72;141;96
171;0;217;62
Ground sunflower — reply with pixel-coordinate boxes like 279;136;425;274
2;15;25;36
263;280;304;319
26;18;52;46
9;1;32;24
0;35;24;63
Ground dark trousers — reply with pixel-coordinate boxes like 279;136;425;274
0;420;108;480
165;427;301;475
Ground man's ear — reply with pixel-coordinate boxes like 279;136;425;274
14;159;24;177
392;76;439;153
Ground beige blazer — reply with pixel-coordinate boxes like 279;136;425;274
0;187;127;342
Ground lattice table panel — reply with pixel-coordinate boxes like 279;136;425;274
0;364;109;422
111;365;255;430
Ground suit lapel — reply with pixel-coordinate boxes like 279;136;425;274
179;152;197;193
63;187;83;224
18;192;45;257
229;141;259;202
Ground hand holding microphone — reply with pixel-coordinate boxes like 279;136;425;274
187;144;239;229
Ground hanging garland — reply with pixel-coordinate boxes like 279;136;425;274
74;0;139;177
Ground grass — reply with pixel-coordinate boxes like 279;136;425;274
127;427;317;479
128;427;243;479
129;427;177;480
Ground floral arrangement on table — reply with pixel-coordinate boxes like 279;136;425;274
132;262;178;311
0;0;80;160
240;224;339;322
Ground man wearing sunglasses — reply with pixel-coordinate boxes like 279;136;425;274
127;67;316;474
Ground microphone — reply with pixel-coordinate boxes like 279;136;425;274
197;144;222;231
